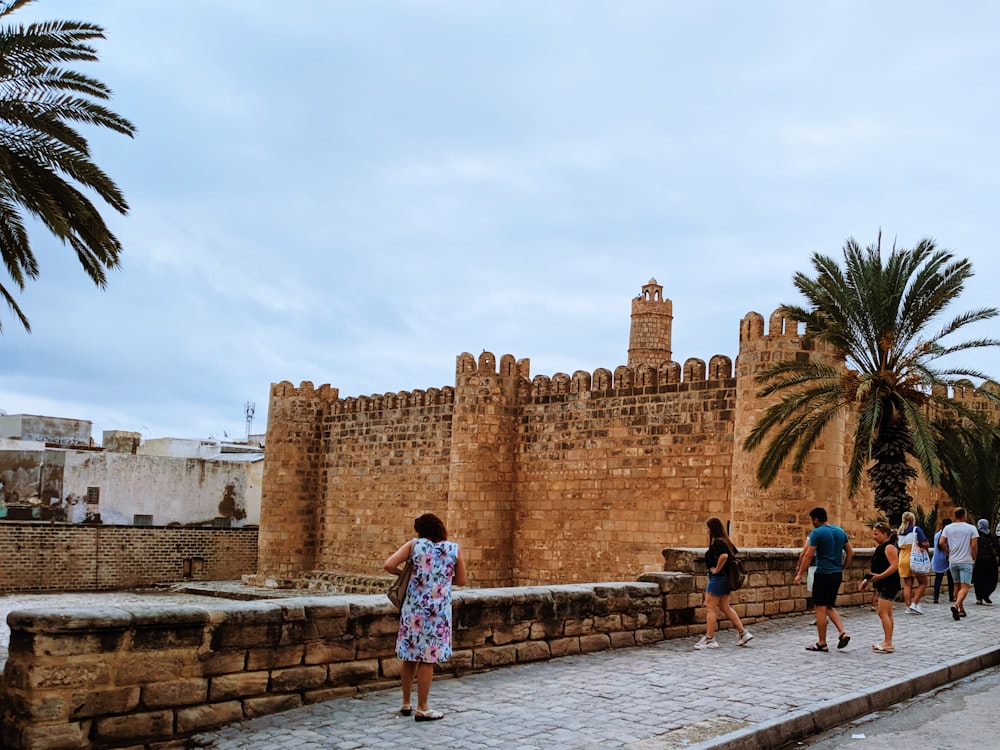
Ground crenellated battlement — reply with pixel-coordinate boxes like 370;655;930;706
258;281;963;589
270;380;455;415
524;354;734;399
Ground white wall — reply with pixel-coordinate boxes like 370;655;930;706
58;451;262;526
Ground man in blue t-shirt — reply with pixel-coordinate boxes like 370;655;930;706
794;507;854;652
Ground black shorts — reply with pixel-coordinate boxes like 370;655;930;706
875;581;900;601
811;571;843;607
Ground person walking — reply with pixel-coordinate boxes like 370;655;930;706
972;518;999;605
384;513;467;721
858;522;900;653
794;507;854;652
939;507;979;620
932;519;954;604
694;516;753;649
897;511;930;614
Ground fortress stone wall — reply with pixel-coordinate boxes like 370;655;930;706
253;279;961;588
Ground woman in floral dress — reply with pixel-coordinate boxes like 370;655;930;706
384;513;467;721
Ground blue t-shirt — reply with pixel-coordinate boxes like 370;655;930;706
808;524;850;574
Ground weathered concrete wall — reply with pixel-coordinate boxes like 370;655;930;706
0;548;872;749
0;447;261;526
0;415;91;447
0;525;258;593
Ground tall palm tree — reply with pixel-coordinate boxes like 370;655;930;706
743;233;1000;524
0;0;135;332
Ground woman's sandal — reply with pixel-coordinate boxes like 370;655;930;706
805;643;829;652
415;710;445;722
872;643;894;653
837;633;850;649
399;705;413;716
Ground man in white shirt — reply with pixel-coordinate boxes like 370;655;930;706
939;507;979;620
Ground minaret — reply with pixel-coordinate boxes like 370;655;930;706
628;278;673;367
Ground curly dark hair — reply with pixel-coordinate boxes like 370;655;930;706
414;513;447;542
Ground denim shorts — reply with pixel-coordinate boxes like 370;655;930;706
950;562;973;585
706;573;728;596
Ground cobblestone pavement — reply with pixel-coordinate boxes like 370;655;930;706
3;591;999;749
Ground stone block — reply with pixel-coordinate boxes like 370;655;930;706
453;625;491;648
25;660;112;690
131;625;206;652
142;677;208;708
593;614;623;632
549;637;581;658
563;618;594;636
96;709;173;743
5;690;68;722
209;604;284;650
473;644;518;669
634;627;664;645
269;665;327;692
210;671;270;700
196;650;247;676
326;659;379;686
380;656;403;679
490;623;531;645
436;650;473;675
527;620;561;640
609;631;636;649
304;641;356;665
30;631;127;657
353;634;397;659
578;634;611;654
19;720;91;750
69;686;141;719
244;693;303;718
115;654;187;685
175;701;244;734
246;644;303;670
514;640;550;663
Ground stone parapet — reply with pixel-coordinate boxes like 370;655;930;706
0;549;872;749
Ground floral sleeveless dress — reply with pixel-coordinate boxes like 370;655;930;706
395;537;459;663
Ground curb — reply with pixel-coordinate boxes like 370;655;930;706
688;645;1000;750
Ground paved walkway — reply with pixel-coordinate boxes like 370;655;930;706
3;592;999;749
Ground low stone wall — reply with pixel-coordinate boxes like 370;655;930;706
0;524;258;593
0;548;873;749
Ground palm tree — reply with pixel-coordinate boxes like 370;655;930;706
935;416;1000;528
743;233;1000;525
0;0;135;332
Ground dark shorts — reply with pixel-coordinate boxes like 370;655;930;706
811;571;843;607
875;581;900;601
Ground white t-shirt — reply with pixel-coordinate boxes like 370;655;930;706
940;521;979;565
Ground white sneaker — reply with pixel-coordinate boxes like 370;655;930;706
910;603;924;614
735;630;754;646
694;637;719;650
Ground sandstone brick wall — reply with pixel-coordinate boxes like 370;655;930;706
316;387;455;576
0;548;868;749
514;373;737;584
257;286;990;588
0;525;258;593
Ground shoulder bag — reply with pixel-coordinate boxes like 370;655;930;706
909;539;931;576
386;557;413;608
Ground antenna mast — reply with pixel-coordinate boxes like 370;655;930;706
244;401;255;441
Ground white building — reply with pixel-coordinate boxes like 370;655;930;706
0;415;262;526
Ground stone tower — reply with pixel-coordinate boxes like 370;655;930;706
628;278;673;367
729;310;858;547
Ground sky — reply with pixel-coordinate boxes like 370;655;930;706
2;1;1000;444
